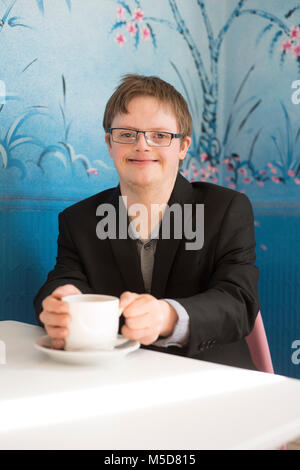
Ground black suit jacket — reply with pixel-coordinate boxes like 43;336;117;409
34;173;260;369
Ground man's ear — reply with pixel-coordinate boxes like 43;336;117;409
105;133;113;158
179;135;191;161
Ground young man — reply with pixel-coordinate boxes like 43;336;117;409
34;74;260;369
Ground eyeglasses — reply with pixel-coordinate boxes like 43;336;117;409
107;128;184;147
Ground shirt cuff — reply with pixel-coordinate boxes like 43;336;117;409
154;299;190;348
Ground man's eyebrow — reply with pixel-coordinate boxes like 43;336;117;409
116;126;173;131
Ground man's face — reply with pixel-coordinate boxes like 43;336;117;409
105;96;191;192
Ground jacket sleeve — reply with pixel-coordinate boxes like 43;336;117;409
174;192;260;358
33;211;93;325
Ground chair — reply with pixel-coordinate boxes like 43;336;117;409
245;311;274;374
246;312;287;449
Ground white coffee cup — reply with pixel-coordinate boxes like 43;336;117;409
62;294;123;351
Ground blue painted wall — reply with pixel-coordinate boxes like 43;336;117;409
0;0;299;378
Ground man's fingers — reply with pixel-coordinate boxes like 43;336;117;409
121;325;156;345
52;284;82;300
121;324;149;341
119;291;140;310
125;313;151;330
42;297;70;315
39;285;81;350
40;311;70;327
51;338;65;350
46;325;69;339
122;295;153;318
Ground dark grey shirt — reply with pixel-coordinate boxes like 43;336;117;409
129;223;189;348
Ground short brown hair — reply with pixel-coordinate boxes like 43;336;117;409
102;74;193;138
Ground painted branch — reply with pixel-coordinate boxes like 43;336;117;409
168;0;210;94
239;9;290;35
197;1;214;51
216;5;290;60
215;0;248;58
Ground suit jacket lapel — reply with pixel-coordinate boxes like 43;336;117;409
107;173;196;297
151;173;195;298
107;186;145;293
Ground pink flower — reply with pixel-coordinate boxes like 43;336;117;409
116;6;125;20
141;26;150;41
193;170;201;177
229;184;236;189
254;221;260;227
115;34;126;47
288;169;295;177
282;40;293;52
239;168;247;175
267;162;273;168
290;26;300;40
243;177;251;184
270;167;277;174
225;177;232;181
259;169;267;175
223;157;231;164
86;168;99;175
272;176;280;184
257;180;264;187
212;177;218;183
227;165;233;171
191;163;196;170
211;166;218;174
190;177;195;182
126;22;137;36
183;169;189;176
201;170;210;178
260;244;268;251
294;178;300;185
292;44;300;58
134;8;145;22
200;153;208;162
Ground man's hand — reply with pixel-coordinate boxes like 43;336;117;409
39;284;82;349
120;292;178;345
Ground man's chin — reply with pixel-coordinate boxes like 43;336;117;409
126;175;161;190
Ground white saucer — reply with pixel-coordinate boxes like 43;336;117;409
34;335;140;365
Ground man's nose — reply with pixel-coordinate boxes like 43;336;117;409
134;132;150;150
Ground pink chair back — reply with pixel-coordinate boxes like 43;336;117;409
245;311;274;374
246;312;288;449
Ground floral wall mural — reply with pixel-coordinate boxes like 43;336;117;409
0;0;299;378
111;0;300;194
1;0;300;199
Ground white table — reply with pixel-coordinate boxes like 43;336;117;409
1;320;300;450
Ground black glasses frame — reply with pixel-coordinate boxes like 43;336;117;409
107;128;184;147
